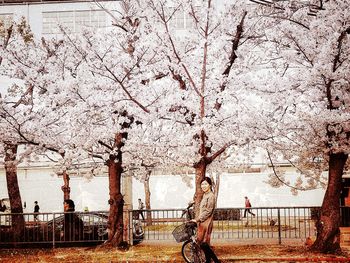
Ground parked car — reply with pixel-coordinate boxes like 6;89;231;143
44;212;144;244
132;218;144;245
43;212;108;242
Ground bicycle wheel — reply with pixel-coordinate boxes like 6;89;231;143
182;240;206;263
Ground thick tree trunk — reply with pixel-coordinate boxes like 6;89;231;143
105;156;124;246
192;130;224;216
61;170;70;200
143;178;152;226
193;130;211;216
4;142;25;241
193;159;207;217
311;152;348;253
104;133;125;247
59;154;70;200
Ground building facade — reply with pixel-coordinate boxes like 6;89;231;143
0;0;118;38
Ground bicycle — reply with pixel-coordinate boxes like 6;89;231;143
172;202;206;263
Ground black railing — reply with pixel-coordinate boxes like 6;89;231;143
134;207;319;244
0;211;109;247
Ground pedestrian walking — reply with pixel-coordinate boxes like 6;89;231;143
138;198;145;220
243;196;255;217
34;201;40;222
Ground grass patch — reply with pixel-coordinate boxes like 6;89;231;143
144;223;179;232
143;221;297;232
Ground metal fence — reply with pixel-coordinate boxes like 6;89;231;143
0;206;349;247
130;207;320;244
0;211;109;247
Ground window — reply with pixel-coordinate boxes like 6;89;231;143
42;10;107;35
167;7;197;30
0;13;14;38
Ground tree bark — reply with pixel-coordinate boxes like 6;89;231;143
193;130;211;216
4;142;25;241
143;177;152;226
104;133;125;247
193;159;208;217
213;173;220;203
311;152;348;253
59;153;70;201
61;170;70;201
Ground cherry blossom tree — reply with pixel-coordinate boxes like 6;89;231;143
47;0;167;245
250;0;350;253
0;18;93;238
0;19;37;239
139;0;266;214
0;0;162;246
46;0;268;243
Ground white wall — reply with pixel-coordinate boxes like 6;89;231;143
132;172;325;209
0;168;326;213
0;167;110;213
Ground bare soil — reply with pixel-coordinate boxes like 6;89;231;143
0;243;349;262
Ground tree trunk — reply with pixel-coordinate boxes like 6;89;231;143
4;142;25;241
193;159;207;217
104;133;125;247
311;152;348;253
143;178;152;226
59;153;70;200
61;170;70;200
213;173;220;204
105;155;124;246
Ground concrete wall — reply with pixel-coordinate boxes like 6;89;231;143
0;166;326;213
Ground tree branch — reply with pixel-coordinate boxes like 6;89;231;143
98;140;113;151
267;150;306;191
222;11;247;78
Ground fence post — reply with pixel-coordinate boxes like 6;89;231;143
129;210;134;246
52;213;55;248
123;207;133;245
277;208;281;245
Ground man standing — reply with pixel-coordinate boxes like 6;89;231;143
63;199;84;241
138;198;145;220
34;201;40;222
243;196;255;217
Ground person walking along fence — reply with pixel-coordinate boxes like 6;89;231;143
243;196;255;218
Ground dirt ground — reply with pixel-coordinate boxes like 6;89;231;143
0;242;349;263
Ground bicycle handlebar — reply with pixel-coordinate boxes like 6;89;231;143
181;201;195;218
186;201;195;210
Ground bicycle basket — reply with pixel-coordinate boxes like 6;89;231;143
172;223;192;243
